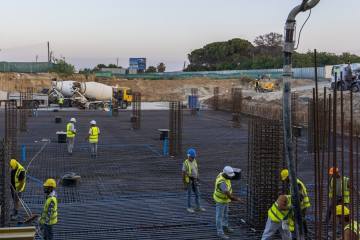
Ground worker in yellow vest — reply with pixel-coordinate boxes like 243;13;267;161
66;118;77;155
326;167;350;224
261;195;294;240
58;97;64;109
88;120;100;158
182;148;205;213
40;178;58;240
336;205;360;240
213;166;242;240
9;159;26;220
280;169;311;238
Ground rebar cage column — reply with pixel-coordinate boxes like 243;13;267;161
213;87;219;110
131;92;141;129
247;116;283;230
169;101;183;156
231;88;242;127
0;100;18;226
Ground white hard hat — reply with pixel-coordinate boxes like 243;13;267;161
223;166;235;177
90;120;96;125
70;118;76;123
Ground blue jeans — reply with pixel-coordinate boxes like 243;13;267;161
216;203;229;235
186;180;201;209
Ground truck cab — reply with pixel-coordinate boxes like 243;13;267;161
113;87;133;109
331;63;360;91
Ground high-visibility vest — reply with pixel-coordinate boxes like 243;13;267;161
213;173;232;204
66;123;75;138
268;195;291;223
183;159;198;184
58;98;64;104
40;195;58;225
89;126;99;143
297;179;311;209
14;164;26;192
329;176;350;204
345;221;360;238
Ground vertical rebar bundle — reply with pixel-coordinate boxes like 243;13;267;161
5;100;18;159
310;79;360;239
213;87;219;110
131;92;141;129
291;92;298;126
189;88;199;116
1;100;18;227
26;87;33;117
247;116;283;229
112;100;119;117
169;101;182;156
307;99;314;153
0;139;9;227
19;91;28;132
231;88;242;127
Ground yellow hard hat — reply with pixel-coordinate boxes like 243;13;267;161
43;178;56;188
280;169;289;181
9;159;18;170
336;205;350;216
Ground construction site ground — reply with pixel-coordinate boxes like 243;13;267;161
0;108;318;240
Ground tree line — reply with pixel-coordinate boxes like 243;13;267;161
185;32;360;71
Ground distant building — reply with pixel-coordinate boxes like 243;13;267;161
129;58;146;73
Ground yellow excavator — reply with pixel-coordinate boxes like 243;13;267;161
254;76;275;92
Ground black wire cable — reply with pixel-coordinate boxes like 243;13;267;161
295;9;312;50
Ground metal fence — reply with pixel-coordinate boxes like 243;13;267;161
113;67;327;80
0;62;53;73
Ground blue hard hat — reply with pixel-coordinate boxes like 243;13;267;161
187;148;196;158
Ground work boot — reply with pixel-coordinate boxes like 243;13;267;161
195;207;206;212
224;227;234;233
217;233;230;239
186;208;195;213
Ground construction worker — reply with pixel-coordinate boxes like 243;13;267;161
213;166;242;240
88;120;100;158
280;169;311;238
261;195;294;240
182;148;205;213
326;167;350;223
40;178;58;240
336;205;360;240
58;97;64;109
66;118;77;155
9;159;26;220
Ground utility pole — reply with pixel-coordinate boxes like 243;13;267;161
282;1;320;239
116;58;119;67
36;55;38;63
47;41;50;63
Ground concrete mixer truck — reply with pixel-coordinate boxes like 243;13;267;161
50;80;132;109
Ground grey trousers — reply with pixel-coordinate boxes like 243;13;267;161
90;143;98;156
67;137;75;153
41;224;53;240
261;217;291;240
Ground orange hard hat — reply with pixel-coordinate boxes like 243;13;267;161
329;167;339;175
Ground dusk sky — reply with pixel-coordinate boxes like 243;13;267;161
0;0;359;71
